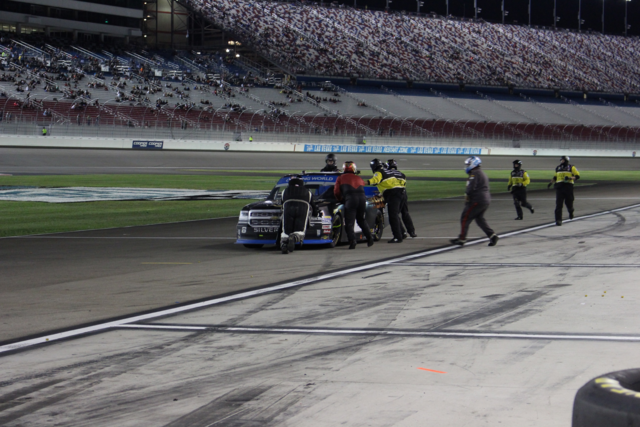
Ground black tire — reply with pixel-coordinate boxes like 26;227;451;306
327;213;343;248
372;209;385;242
243;244;264;249
572;368;640;427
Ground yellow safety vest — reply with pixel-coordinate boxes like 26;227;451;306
554;165;580;185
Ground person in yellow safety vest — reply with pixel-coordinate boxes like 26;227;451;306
507;159;534;220
366;158;406;243
547;156;580;226
42;127;47;136
249;136;253;142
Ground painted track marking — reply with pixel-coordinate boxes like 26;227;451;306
118;324;640;343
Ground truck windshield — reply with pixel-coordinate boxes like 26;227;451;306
268;184;335;203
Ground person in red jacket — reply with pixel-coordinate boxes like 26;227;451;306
334;161;375;249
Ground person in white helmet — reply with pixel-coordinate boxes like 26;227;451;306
451;156;498;247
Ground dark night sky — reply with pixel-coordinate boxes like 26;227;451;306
328;0;638;36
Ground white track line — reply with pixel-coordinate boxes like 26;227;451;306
393;262;640;268
118;324;640;343
2;202;640;355
221;327;640;342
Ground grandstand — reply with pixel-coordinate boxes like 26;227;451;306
1;1;640;146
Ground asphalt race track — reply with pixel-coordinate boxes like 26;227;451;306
0;147;638;175
1;147;639;426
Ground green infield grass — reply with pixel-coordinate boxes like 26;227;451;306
0;169;635;237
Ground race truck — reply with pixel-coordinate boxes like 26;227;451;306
236;172;385;248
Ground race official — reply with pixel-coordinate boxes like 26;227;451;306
547;156;580;226
387;159;416;238
508;159;534;220
367;158;406;243
334;161;374;249
321;153;339;172
280;175;317;254
451;156;499;247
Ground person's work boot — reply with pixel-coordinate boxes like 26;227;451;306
556;221;562;226
388;238;402;244
367;235;374;247
409;232;417;238
488;234;499;246
450;238;466;246
402;233;408;240
349;240;357;249
287;236;295;252
529;206;535;214
281;241;289;254
569;210;574;219
515;217;523;220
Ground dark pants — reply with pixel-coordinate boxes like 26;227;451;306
399;189;415;235
384;188;405;240
459;202;494;240
344;194;372;243
282;201;309;237
555;184;574;222
512;187;533;218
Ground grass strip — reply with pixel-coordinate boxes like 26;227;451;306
0;199;249;237
0;174;277;190
0;169;630;237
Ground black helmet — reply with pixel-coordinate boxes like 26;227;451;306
370;158;384;172
387;159;398;170
288;175;304;187
325;153;337;165
513;159;522;168
560;156;570;163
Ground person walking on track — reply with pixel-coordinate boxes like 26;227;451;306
451;156;499;247
508;159;534;220
547;156;580;226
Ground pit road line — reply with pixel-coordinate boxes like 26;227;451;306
115;324;640;343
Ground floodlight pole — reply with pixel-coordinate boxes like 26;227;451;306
474;0;478;19
553;0;557;29
502;0;505;24
578;0;581;32
602;0;605;34
625;0;630;36
528;0;531;26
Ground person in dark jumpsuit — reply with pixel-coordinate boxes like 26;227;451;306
508;159;534;220
547;156;580;226
321;153;339;172
367;158;406;243
451;156;499;247
387;159;416;238
334;161;374;249
280;175;317;254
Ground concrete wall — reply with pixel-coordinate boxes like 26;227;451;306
1;135;638;158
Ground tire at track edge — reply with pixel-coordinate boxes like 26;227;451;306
572;368;640;427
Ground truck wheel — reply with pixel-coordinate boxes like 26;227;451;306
373;210;384;241
328;213;343;248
